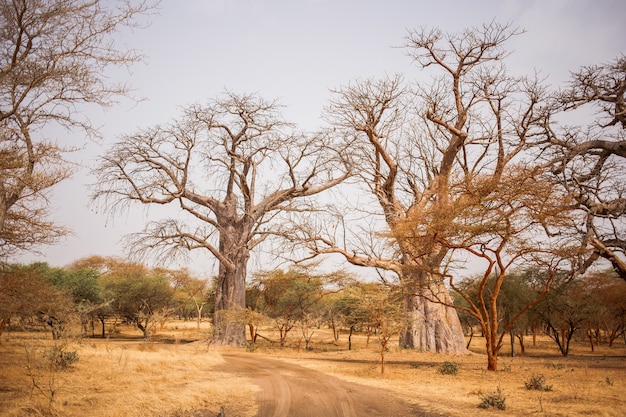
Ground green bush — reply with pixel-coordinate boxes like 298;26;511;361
437;361;459;375
524;374;553;391
45;345;79;370
478;387;506;410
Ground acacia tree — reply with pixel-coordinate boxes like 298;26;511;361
0;0;154;258
354;282;405;374
40;262;104;336
0;263;76;339
296;23;547;354
93;92;350;346
251;264;347;347
575;271;620;351
497;270;542;356
588;271;626;346
533;278;592;356
539;56;626;278
99;260;174;339
401;166;575;370
0;263;54;337
171;273;211;328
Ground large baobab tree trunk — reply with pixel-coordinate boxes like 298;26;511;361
401;276;468;353
213;242;249;346
214;265;247;346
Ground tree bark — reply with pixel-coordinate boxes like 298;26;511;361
213;243;248;346
517;333;526;354
136;320;149;339
99;317;106;338
348;325;354;350
400;279;468;354
487;348;498;371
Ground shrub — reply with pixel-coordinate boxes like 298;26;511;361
45;345;79;371
524;374;553;391
478;387;506;410
437;361;459;375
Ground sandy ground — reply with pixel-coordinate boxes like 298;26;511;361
218;353;443;417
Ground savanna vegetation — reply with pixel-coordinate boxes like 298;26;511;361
1;265;624;416
1;0;625;416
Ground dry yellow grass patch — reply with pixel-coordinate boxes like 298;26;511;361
0;329;257;417
1;322;624;417
269;331;626;417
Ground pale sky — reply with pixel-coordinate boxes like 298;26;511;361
18;0;626;277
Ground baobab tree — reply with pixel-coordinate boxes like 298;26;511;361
93;92;350;346
294;22;548;354
0;0;155;258
302;74;469;353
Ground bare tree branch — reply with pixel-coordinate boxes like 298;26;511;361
0;0;156;257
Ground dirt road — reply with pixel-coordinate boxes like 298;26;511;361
220;353;438;417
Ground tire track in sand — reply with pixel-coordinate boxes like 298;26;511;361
220;353;428;417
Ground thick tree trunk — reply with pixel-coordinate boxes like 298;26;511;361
400;279;468;354
213;250;248;346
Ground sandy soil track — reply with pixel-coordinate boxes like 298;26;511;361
219;353;438;417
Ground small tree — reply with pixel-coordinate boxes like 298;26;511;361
534;286;582;356
0;263;73;339
67;256;118;337
588;271;626;346
534;275;609;356
41;264;105;336
252;264;346;347
499;271;542;356
100;260;174;339
318;292;344;343
299;313;317;351
354;282;405;374
320;285;369;346
0;264;38;336
176;276;212;329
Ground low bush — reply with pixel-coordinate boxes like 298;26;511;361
45;345;79;371
437;361;459;375
478;386;506;410
524;374;553;391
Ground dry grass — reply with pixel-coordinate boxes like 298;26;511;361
0;323;257;417
1;320;624;417
270;330;626;417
